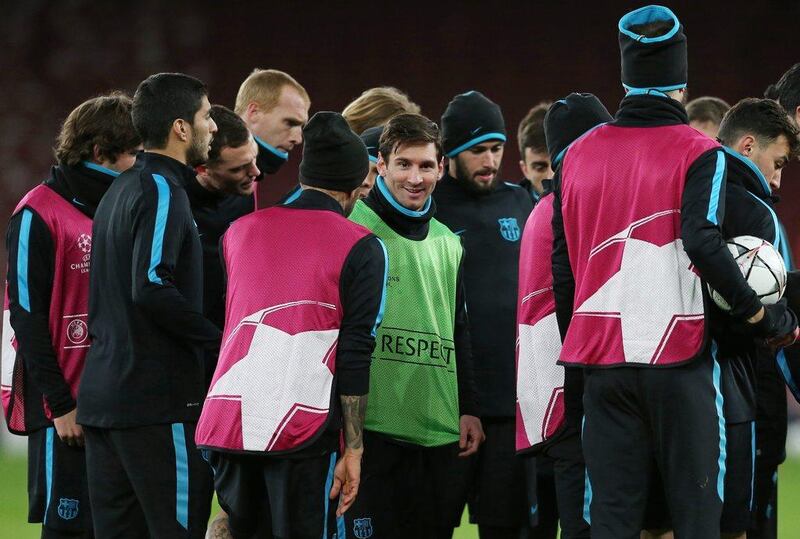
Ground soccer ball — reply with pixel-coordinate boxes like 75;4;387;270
708;235;786;312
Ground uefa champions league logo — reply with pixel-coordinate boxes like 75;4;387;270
77;234;92;254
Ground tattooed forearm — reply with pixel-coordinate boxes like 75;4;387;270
206;513;233;539
340;394;367;451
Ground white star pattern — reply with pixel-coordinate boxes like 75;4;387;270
574;238;704;364
206;310;339;451
517;311;564;446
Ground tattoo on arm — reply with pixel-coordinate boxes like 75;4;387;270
340;395;367;451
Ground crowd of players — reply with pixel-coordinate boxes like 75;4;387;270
3;5;800;539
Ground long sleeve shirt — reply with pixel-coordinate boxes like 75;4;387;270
78;152;221;428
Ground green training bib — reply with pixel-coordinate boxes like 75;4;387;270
350;201;463;446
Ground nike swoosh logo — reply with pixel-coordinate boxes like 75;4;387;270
454;229;466;236
471;127;482;134
72;198;86;207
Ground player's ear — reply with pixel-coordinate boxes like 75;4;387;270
376;153;388;177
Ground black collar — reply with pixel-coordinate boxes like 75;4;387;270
284;188;345;216
613;94;688;128
184;173;227;206
46;162;117;218
139;152;198;187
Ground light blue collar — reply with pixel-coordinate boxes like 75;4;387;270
82;160;121;177
722;146;771;196
376;175;431;217
254;135;289;160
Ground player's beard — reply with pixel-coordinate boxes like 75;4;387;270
186;131;210;168
452;156;497;196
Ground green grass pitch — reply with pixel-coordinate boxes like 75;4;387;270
1;449;798;537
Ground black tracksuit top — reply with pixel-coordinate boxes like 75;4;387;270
712;149;782;423
433;174;533;418
78;152;221;428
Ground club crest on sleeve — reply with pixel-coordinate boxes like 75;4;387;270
353;517;373;538
498;217;520;242
57;498;79;520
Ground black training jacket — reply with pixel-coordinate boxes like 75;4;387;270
711;148;782;423
434;174;533;418
78;152;221;428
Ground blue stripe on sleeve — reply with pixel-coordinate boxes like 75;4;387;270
581;416;591;524
749;421;756;510
44;427;54;524
776;349;800;402
148;174;171;285
17;209;33;312
372;238;389;337
171;423;189;529
745;192;780;247
707;151;726;225
323;452;336;538
778;221;794;271
711;342;727;501
337;514;347;539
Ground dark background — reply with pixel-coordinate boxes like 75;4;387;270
2;0;798;251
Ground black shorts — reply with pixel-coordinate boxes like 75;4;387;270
542;426;590;539
27;426;93;534
721;421;755;533
582;356;724;539
468;418;529;528
207;449;339;539
748;457;778;539
83;422;213;539
344;430;471;539
643;421;756;535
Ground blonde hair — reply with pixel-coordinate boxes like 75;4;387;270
342;87;421;136
234;68;310;116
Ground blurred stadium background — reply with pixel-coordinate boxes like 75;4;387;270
2;0;800;535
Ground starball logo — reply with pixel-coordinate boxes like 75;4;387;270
70;233;92;274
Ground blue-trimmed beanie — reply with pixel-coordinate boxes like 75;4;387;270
360;126;383;163
544;93;613;168
441;91;506;157
618;5;687;93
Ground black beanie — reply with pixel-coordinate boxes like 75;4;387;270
618;5;687;93
441;91;506;157
544;93;613;167
299;112;369;192
360;126;383;164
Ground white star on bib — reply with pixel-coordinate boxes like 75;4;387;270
574;238;704;364
207;322;339;451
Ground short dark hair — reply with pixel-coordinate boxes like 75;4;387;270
378;113;442;162
686;96;730;127
55;92;140;166
207;105;251;164
132;73;208;149
517;101;551;155
628;20;673;38
718;98;800;160
765;63;800;119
